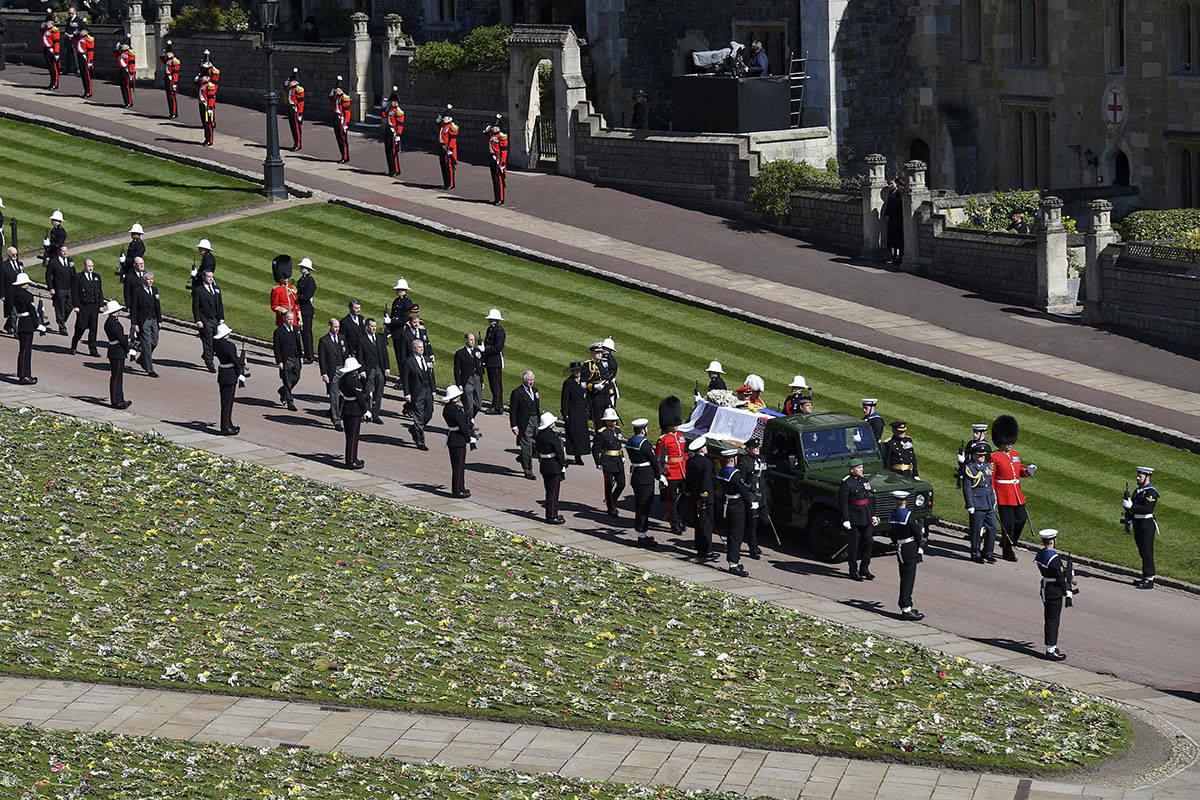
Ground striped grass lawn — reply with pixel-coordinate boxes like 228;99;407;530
83;201;1200;585
0;117;261;246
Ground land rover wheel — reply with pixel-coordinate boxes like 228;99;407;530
808;509;847;563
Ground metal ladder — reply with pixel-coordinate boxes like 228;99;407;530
789;50;808;128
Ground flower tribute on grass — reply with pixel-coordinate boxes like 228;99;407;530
0;408;1129;769
0;725;766;799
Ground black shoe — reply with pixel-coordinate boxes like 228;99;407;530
456;489;471;498
69;347;78;355
348;460;364;470
747;550;762;560
334;422;344;432
1044;650;1067;661
861;571;875;581
89;350;100;357
849;571;862;582
639;536;658;549
548;515;566;525
970;556;984;564
287;403;297;412
146;371;159;378
230;426;240;434
728;563;748;577
606;508;619;518
524;472;536;480
58;326;68;335
371;417;383;425
900;609;925;621
17;377;37;385
1135;579;1155;589
115;400;132;409
984;555;997;564
219;427;237;436
1003;552;1019;562
417;443;428;451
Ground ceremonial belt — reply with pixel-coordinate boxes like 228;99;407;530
601;449;621;457
891;464;913;471
850;499;870;506
1133;513;1155;519
631;461;652;468
995;478;1020;484
446;426;460;432
538;453;558;459
218;361;236;369
107;340;121;346
1041;577;1063;587
16;312;30;317
664;456;686;463
895;536;916;545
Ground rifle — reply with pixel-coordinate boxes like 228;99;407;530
1063;553;1079;608
35;299;49;336
186;257;197;292
1121;481;1132;534
239;340;251;378
954;439;965;489
382;305;391;338
116;246;126;277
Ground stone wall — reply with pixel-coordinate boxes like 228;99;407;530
1092;245;1200;346
785;189;861;255
2;11;126;81
921;228;1039;303
382;57;507;159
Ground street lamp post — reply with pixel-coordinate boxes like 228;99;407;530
259;0;287;200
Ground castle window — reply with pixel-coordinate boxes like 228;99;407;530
962;0;981;62
1108;0;1125;71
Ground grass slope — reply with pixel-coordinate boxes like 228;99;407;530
0;725;769;799
83;202;1200;584
0;408;1130;770
0;117;262;247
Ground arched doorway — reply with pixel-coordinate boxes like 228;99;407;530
1114;150;1130;186
506;25;590;175
909;137;932;183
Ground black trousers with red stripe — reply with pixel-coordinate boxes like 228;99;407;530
201;106;215;145
439;150;455;189
119;72;133;106
343;413;362;465
384;135;399;176
334;123;349;161
44;49;59;88
448;444;466;495
486;366;503;412
219;382;237;430
490;162;506;203
542;473;562;521
108;358;125;406
16;332;33;379
79;63;92;96
288;110;302;149
165;85;177;117
664;478;685;532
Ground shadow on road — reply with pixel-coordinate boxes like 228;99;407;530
968;636;1042;659
261;413;325;428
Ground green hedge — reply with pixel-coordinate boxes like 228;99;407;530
412;25;512;71
959;189;1041;232
1116;208;1200;244
168;1;250;32
749;159;842;217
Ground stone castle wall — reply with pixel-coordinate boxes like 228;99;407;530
785;189;862;255
1098;247;1200;346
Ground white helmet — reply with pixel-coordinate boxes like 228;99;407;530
486;308;503;321
196;238;212;251
12;272;31;287
788;374;809;389
101;300;124;315
601;407;620;422
339;356;362;374
444;385;463;401
601;337;616;352
705;360;724;374
299;257;313;271
213;323;233;339
129;223;144;235
50;210;64;222
394;278;409;290
537;411;557;430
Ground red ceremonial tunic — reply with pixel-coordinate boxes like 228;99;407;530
270;284;298;327
990;447;1030;506
655;431;687;481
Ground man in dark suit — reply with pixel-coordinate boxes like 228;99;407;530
45;244;75;334
360;317;390;423
508;369;540;480
122;256;146;312
130;270;162;377
442;384;473;497
317;317;346;431
273;309;302;411
482;308;505;413
191;269;224;372
398;305;433;394
69;257;103;356
453;331;484;436
403;338;435;450
2;247;24;335
340;298;367;361
296;258;316;362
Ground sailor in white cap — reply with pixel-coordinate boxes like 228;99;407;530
887;491;925;621
386;279;414;374
861;398;884;443
338;356;368;468
1125;466;1160;589
682;435;716;561
1034;529;1073;660
442;384;473;497
782;375;812;416
482;308;505;413
10;273;43;384
101;300;132;408
592;407;626;517
625;416;666;546
534;411;568;524
715;446;755;576
705;360;726;392
296;258;317;362
194;239;215;290
601;337;619;405
213;322;243;435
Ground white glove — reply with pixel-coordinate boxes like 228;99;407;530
956;452;966;465
511;426;519;435
469;437;477;444
363;411;372;421
43;238;50;248
36;324;47;333
1122;498;1132;509
658;475;668;487
190;266;198;278
1027;464;1037;475
382;315;391;325
750;501;759;510
128;350;140;361
842;520;851;530
596;464;603;470
595;380;607;388
237;374;246;386
119;253;126;264
1066;590;1073;599
872;515;880;526
966;507;974;514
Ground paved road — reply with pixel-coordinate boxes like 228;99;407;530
2;64;1200;442
2;322;1197;700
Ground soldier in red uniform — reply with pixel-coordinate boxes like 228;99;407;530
487;115;508;205
382;89;404;176
655;396;688;534
198;73;218;146
75;26;94;98
329;80;351;163
114;41;136;107
160;42;180;118
41;16;61;91
436;105;458;190
285;70;304;150
269;255;299;327
989;414;1038;562
194;52;220;127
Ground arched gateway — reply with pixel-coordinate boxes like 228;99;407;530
506;24;589;175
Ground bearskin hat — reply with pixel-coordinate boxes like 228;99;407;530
991;414;1019;447
659;395;683;431
271;254;293;284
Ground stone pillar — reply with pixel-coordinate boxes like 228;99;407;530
901;160;929;271
125;0;153;79
1036;196;1071;312
348;12;372;123
380;14;407;96
152;0;171;82
1083;200;1117;324
861;154;888;261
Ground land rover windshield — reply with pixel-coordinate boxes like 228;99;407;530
799;425;879;461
